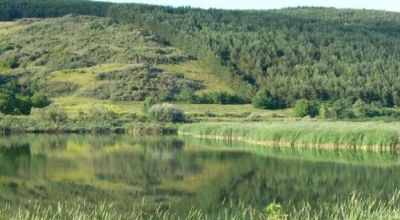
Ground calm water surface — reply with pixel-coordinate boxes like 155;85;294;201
0;134;399;215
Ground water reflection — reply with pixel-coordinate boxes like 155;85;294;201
0;134;398;214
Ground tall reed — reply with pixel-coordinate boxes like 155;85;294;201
179;121;400;152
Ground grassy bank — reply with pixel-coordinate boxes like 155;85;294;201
179;121;400;152
1;192;399;220
0;115;177;135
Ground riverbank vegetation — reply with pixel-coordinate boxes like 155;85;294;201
179;122;400;151
1;192;399;219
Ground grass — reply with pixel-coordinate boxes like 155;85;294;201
0;192;399;219
0;21;28;36
52;96;144;116
158;60;232;93
179;121;400;152
48;63;128;88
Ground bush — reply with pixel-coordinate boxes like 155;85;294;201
293;99;319;118
79;105;118;122
319;104;335;119
198;91;245;104
143;96;159;112
331;98;355;118
15;95;32;115
245;113;265;122
352;100;381;118
148;103;185;123
31;92;50;108
252;89;286;110
176;88;198;103
0;92;17;114
32;107;68;124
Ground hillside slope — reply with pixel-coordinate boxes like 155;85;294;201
3;0;400;109
109;5;400;106
0;15;245;117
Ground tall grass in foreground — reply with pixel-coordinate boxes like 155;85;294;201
1;192;399;220
179;122;400;151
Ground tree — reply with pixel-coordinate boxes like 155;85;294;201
16;95;32;115
293;99;319;118
252;89;286;110
0;92;17;114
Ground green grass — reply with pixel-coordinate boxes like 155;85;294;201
0;21;28;36
159;60;233;93
1;192;399;219
179;121;400;151
48;63;128;88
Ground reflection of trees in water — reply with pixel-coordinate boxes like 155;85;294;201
217;157;400;210
1;135;399;215
0;143;47;178
0;143;31;177
94;138;186;187
170;152;254;214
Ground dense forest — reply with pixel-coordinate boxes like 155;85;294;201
0;0;110;20
3;0;400;108
108;5;400;107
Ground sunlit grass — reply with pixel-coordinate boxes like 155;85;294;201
51;96;144;115
48;63;127;88
0;21;28;35
159;60;232;93
179;121;400;151
1;192;399;220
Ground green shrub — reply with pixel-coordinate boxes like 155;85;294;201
198;91;245;104
80;105;118;122
319;104;334;119
252;89;286;110
0;58;19;69
331;98;355;119
143;96;159;112
41;81;78;97
293;99;319;118
31;92;50;108
0;92;17;114
15;95;32;115
176;88;198;103
82;66;203;101
148;103;185;123
32;107;68;124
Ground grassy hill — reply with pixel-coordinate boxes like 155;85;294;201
0;15;282;129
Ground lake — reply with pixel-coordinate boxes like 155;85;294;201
0;134;399;217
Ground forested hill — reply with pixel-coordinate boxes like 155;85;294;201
3;0;400;107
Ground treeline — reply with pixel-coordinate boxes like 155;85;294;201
0;0;111;21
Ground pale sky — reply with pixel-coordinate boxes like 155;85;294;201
96;0;400;12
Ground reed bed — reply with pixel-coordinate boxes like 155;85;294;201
1;192;399;220
179;121;400;152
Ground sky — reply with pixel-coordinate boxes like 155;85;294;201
96;0;400;12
